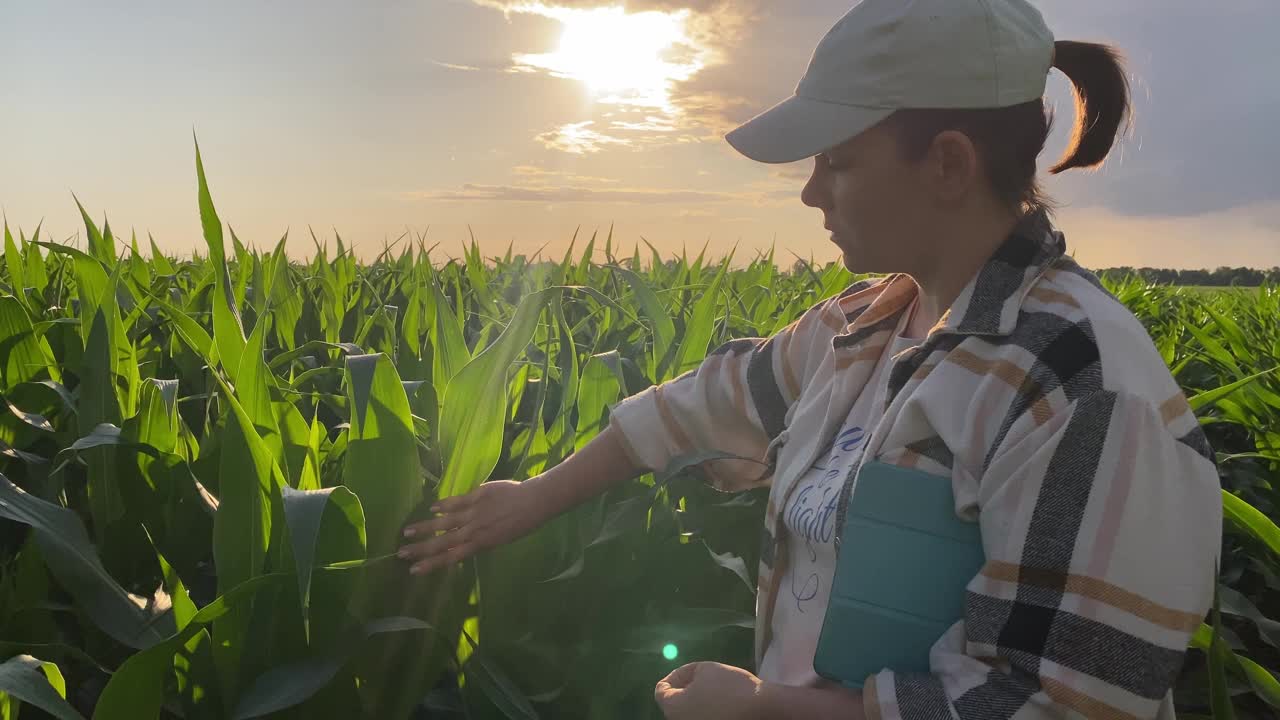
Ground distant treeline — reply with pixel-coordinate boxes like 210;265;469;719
1092;266;1280;287
783;259;1279;287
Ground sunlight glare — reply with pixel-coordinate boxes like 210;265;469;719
514;5;702;110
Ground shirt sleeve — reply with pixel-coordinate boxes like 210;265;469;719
862;389;1223;720
606;296;844;492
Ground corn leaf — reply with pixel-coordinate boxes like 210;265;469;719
0;474;172;649
437;288;558;499
430;277;470;396
0;655;82;720
230;616;432;720
209;373;286;704
280;485;366;642
92;573;285;720
342;353;420;559
1223;490;1280;559
0;296;59;389
194;136;246;374
673;254;732;376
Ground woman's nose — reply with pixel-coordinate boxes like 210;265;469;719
801;168;828;210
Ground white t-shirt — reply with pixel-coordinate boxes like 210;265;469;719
757;330;920;687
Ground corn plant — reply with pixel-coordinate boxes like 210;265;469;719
0;146;1275;718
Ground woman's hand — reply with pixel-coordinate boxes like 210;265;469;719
398;479;551;575
654;662;768;720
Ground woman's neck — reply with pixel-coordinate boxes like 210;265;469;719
906;207;1021;337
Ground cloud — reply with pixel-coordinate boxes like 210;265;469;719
1020;0;1280;218
462;0;763;150
511;165;557;176
411;183;734;203
408;181;792;205
511;165;621;184
608;117;678;133
534;121;633;154
466;0;1280;221
428;59;485;72
770;164;812;182
677;208;718;219
471;0;756;15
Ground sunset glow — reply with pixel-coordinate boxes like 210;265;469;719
514;6;703;110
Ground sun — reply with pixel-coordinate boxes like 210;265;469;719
513;5;702;109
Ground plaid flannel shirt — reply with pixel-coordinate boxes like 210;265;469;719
607;210;1222;719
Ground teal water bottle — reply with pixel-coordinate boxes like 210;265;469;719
813;460;986;688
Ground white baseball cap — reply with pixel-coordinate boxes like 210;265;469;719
725;0;1056;164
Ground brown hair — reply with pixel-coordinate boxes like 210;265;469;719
885;40;1132;215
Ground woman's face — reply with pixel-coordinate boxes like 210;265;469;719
801;121;934;275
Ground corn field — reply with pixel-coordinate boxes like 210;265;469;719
0;145;1278;719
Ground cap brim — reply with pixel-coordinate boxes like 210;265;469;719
724;94;895;164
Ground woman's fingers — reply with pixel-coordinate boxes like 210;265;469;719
399;519;474;557
407;541;476;575
429;489;479;515
402;510;466;540
397;484;514;575
404;494;482;535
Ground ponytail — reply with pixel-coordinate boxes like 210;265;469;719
884;40;1133;215
1048;40;1132;174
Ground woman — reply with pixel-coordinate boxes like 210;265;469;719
399;0;1223;718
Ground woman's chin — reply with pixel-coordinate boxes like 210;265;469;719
838;250;861;273
833;241;859;270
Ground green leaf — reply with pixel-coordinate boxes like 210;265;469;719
1208;573;1238;719
72;195;115;266
23;226;47;296
341;353;421;559
195;136;247;374
148;233;175;276
0;474;172;649
0;655;83;720
280;485;365;642
276;401;314;489
1219;585;1280;649
673;254;732;376
78;266;138;541
151;535;197;632
545;295;579;465
231;314;284;469
3;222;27;311
437;288;559;499
1222;490;1280;559
92;573;285;720
0;296;60;389
34;242;109;337
430;277;470;395
230;617;433;720
208;373;286;703
460;629;540;720
609;265;675;381
1236;653;1280;709
1188;366;1279;414
574;352;621;453
151;296;214;363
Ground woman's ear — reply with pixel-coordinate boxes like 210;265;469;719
927;130;980;203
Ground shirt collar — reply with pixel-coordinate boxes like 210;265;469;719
835;209;1067;344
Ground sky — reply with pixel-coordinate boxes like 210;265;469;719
2;0;1277;270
